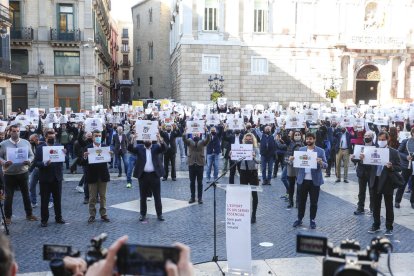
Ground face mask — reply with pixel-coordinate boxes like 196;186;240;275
30;142;36;147
211;132;216;135
94;137;102;144
265;130;271;134
246;126;251;130
167;129;171;133
193;136;200;142
30;128;35;132
234;131;240;135
364;137;372;144
144;141;152;148
244;141;253;144
378;140;387;148
294;136;301;142
47;138;55;145
341;129;346;133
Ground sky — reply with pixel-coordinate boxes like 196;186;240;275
110;0;138;21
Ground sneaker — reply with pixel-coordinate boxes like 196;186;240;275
48;202;54;209
88;216;95;223
31;203;38;208
368;226;381;233
83;198;89;204
206;179;211;184
366;210;373;216
354;209;365;215
384;229;393;236
286;203;293;209
126;183;132;188
280;194;288;200
75;186;84;193
292;220;303;228
310;219;316;229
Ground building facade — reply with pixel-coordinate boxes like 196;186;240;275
0;0;20;115
132;0;172;100
116;19;134;104
169;0;414;106
9;0;113;113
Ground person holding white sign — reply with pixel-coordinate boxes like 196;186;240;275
239;133;261;223
365;131;401;236
34;130;66;227
0;124;37;225
290;132;327;229
395;127;414;209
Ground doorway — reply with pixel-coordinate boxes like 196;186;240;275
355;65;380;104
54;84;80;112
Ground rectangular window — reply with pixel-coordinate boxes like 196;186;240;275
54;51;80;76
149;8;153;23
204;0;218;31
136;47;141;63
10;1;21;29
122;70;129;80
148;42;154;61
122;42;129;52
58;4;74;33
123;54;129;65
11;49;28;75
137;77;140;86
254;0;268;33
137;14;140;29
202;54;220;74
122;28;128;38
149;76;153;85
251;57;268;75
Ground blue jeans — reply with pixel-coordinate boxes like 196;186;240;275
176;137;186;158
127;154;137;183
206;153;219;181
29;168;39;204
281;166;289;193
261;156;274;181
116;152;129;175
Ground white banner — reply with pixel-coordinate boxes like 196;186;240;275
136;120;159;141
227;118;244;130
186;120;205;134
7;147;29;163
42;146;65;163
85;118;103;133
293;151;317;169
398;131;411;143
226;185;252;274
341;116;354;128
362;147;389;166
353;145;374;160
353;118;365;130
0;121;7;132
230;144;253;161
373;116;389;126
260;113;274;125
87;147;111;164
285;115;305;129
206;114;220;125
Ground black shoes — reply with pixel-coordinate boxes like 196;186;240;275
56;219;66;224
101;215;110;222
88;216;95;223
118;173;122;177
157;215;165;221
384;229;393;236
395;202;400;208
344;179;349;183
310;220;316;229
335;179;341;183
172;178;177;181
41;222;48;227
188;198;196;204
368;226;381;233
251;216;256;224
293;220;302;227
162;178;167;181
286;203;294;209
198;199;203;204
139;215;146;221
411;203;414;209
354;209;365;215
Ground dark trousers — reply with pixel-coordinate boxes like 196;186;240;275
163;152;176;179
297;180;320;221
288;176;298;205
273;153;284;177
138;172;162;216
116;152;128;175
239;170;259;218
372;177;394;230
229;160;241;184
357;175;373;211
4;172;33;219
39;180;62;223
189;164;204;200
395;169;414;203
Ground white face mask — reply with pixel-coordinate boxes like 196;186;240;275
378;140;387;148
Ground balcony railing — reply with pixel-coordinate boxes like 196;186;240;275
50;28;81;42
0;57;22;77
95;35;112;65
10;27;34;40
120;60;131;67
121;47;130;53
0;4;11;27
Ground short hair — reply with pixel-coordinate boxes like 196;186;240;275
45;130;55;137
0;234;14;276
29;134;39;140
92;130;101;135
378;131;389;140
305;132;316;139
9;125;19;131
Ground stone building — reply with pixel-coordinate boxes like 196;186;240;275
9;0;113;112
132;0;172;100
169;0;414;106
116;19;134;104
0;0;20;115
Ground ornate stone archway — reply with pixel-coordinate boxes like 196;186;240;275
355;65;381;104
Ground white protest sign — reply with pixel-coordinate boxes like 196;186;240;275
226;185;252;275
7;147;29;163
227;118;244;130
285;115;305;129
373;117;389;126
362;147;389;166
353;118;365;130
219;113;227;121
0;121;7;132
135;120;159;141
341;116;354;128
206;114;220;125
42;146;65;163
85;118;103;133
217;97;227;106
186;120;205;134
260;113;274;125
230;144;253;161
87;147;111;164
14;115;30;127
293;151;317;169
159;110;171;120
399;131;411;143
29;108;39;118
241;108;251;118
353;145;374;160
69;113;85;123
303;109;318;122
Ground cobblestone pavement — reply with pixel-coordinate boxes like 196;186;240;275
3;159;414;273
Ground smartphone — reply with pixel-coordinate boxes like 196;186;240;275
43;244;72;260
117;244;180;276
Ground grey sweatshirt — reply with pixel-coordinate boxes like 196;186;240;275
0;138;34;175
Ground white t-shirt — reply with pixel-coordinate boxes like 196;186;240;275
304;149;313;180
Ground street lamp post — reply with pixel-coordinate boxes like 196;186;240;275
208;74;224;102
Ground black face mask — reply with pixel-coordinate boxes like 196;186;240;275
364;137;372;144
245;141;253;144
341;129;346;133
87;138;93;144
234;131;240;135
265;130;271;135
47;138;55;145
30;142;36;147
144;141;152;148
211;132;216;135
167;129;171;133
193;136;200;142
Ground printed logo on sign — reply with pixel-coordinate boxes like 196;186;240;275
91;121;97;127
49;149;58;154
96;149;102;156
143;126;149;133
299;154;311;161
371;149;380;159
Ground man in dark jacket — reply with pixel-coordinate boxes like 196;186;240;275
112;126;128;177
255;125;276;185
395;128;414;209
206;126;222;183
82;130;111;223
34;130;66;227
160;123;181;181
128;133;166;222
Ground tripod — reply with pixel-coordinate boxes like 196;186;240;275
204;156;246;276
0;196;10;235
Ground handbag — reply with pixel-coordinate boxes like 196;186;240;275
389;171;405;189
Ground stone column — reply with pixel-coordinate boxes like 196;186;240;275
397;58;406;99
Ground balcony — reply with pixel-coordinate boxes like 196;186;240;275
120;60;131;68
0;4;11;28
118;80;133;86
0;57;22;81
121;47;130;53
10;27;34;46
95;35;112;66
50;28;81;47
93;0;110;37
